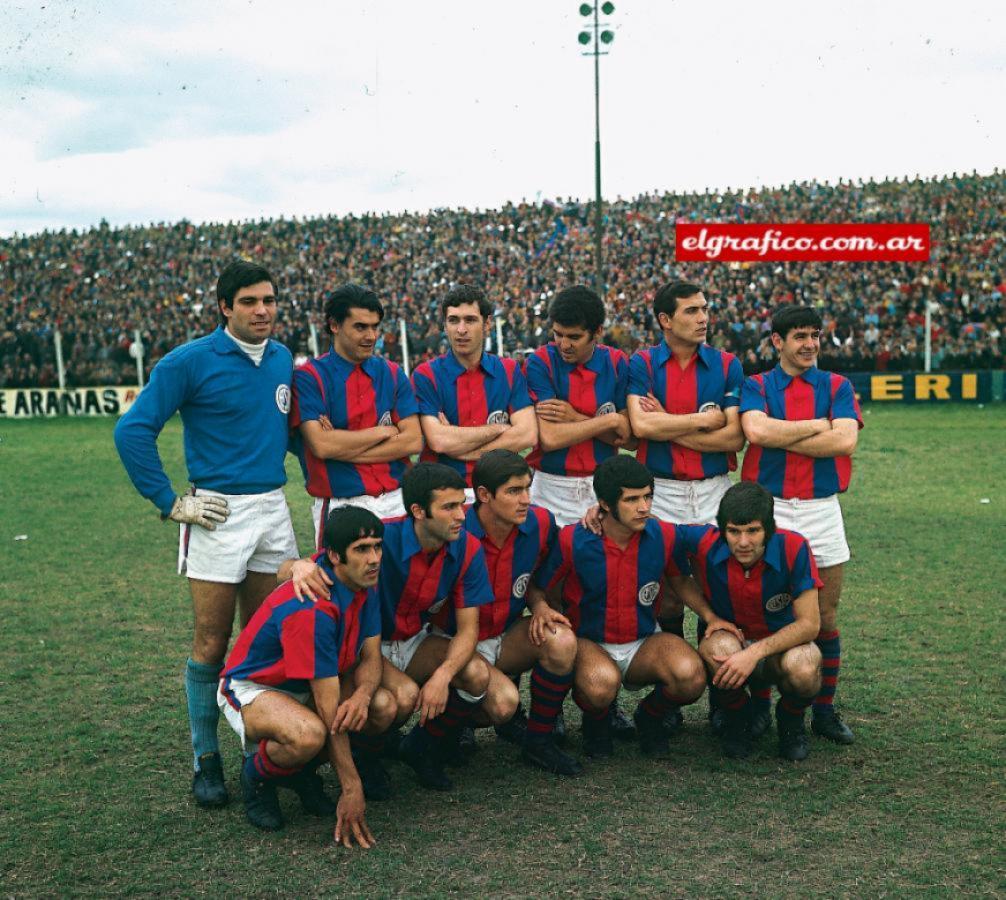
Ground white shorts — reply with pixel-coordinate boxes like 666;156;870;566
312;489;406;550
529;470;597;527
475;634;504;667
381;627;431;673
179;487;298;584
600;636;651;690
217;679;311;754
651;473;731;526
771;494;850;568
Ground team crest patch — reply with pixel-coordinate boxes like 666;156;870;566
513;573;531;599
379;411;393;426
595;402;616;417
638;581;660;606
698;401;721;413
428;596;448;615
487;410;510;425
765;593;793;612
275;384;291;414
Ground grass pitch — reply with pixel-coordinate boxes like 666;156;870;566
1;406;1003;897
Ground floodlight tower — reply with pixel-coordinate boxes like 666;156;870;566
578;2;616;296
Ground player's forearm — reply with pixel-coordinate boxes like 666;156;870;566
669;576;717;623
352;640;382;702
629;408;704;441
438;629;478;682
327;730;364;793
113;418;176;514
476;419;537;455
742;414;825;448
750;620;818;660
674;422;745;453
538;413;618;453
354;431;422;463
304;426;393;461
425;422;504;456
785;428;858;458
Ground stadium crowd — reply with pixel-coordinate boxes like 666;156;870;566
1;170;1002;388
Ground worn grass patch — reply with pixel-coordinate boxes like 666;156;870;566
1;406;1003;897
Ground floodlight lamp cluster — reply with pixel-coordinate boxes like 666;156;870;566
578;2;615;46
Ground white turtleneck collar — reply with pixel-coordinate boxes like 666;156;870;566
224;327;268;366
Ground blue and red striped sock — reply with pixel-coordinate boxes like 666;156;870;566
778;692;812;723
639;687;691;721
573;689;609;721
751;686;772;710
718;688;750;712
527;664;573;738
422;689;478;740
350;731;385;757
244;738;301;784
813;629;841;715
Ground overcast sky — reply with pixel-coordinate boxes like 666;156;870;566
2;0;1002;236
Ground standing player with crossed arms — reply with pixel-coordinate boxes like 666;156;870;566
290;284;421;549
114;260;325;808
740;304;863;745
412;284;537;503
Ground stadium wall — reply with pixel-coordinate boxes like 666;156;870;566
2;372;1003;418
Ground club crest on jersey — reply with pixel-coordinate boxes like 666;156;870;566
379;411;393;427
275;384;291;414
698;401;721;414
765;592;793;612
595;402;616;417
487;410;510;425
512;573;531;599
428;596;448;615
638;581;660;607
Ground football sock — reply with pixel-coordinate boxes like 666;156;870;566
350;732;385;757
573;689;609;721
659;613;685;639
422;689;479;741
527;664;573;738
718;688;750;713
245;738;301;784
777;692;813;723
639;687;691;721
751;686;772;710
185;658;221;769
813;629;841;715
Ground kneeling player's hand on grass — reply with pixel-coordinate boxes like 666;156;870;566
335;785;373;850
332;691;371;733
704;617;744;643
712;646;760;690
169;494;229;530
417;671;450;725
529;606;572;646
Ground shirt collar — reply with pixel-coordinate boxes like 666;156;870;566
211;325;275;358
649;340;714;369
770;363;823;388
328;347;381;377
397;517;463;563
710;531;784;572
465;504;535;540
444;350;493;378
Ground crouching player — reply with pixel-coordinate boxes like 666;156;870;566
437;450;581;776
539;455;714;759
218;506;394;847
677;482;823;760
377;463;504;792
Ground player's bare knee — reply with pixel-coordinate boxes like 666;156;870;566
369;687;398;732
699;632;742;670
540;625;577;673
394;680;420;721
283;714;326;760
667;650;706;700
781;645;822;698
576;664;619;709
456;655;490;697
484;678;519;724
192;628;231;665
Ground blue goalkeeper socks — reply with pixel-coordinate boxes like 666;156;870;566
185;658;222;769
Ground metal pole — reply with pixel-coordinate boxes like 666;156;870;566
400;318;410;376
134;328;145;388
54;328;66;391
593;3;604;297
924;304;932;373
495;316;505;357
309;322;320;358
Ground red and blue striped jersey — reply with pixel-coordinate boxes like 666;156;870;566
525;343;629;477
412;351;532;485
540;520;690;644
430;504;558;640
378;517;493;641
291;350;418;499
220;564;379;703
677;525;823;641
628;341;744;480
739;365;864;499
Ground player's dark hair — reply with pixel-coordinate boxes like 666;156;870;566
402;462;467;518
216;260;277;324
592;455;654;513
549;285;606;334
717;482;776;542
441;284;493;321
325;284;384;330
323;505;384;561
770;304;822;340
653;281;703;323
472;449;531;507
